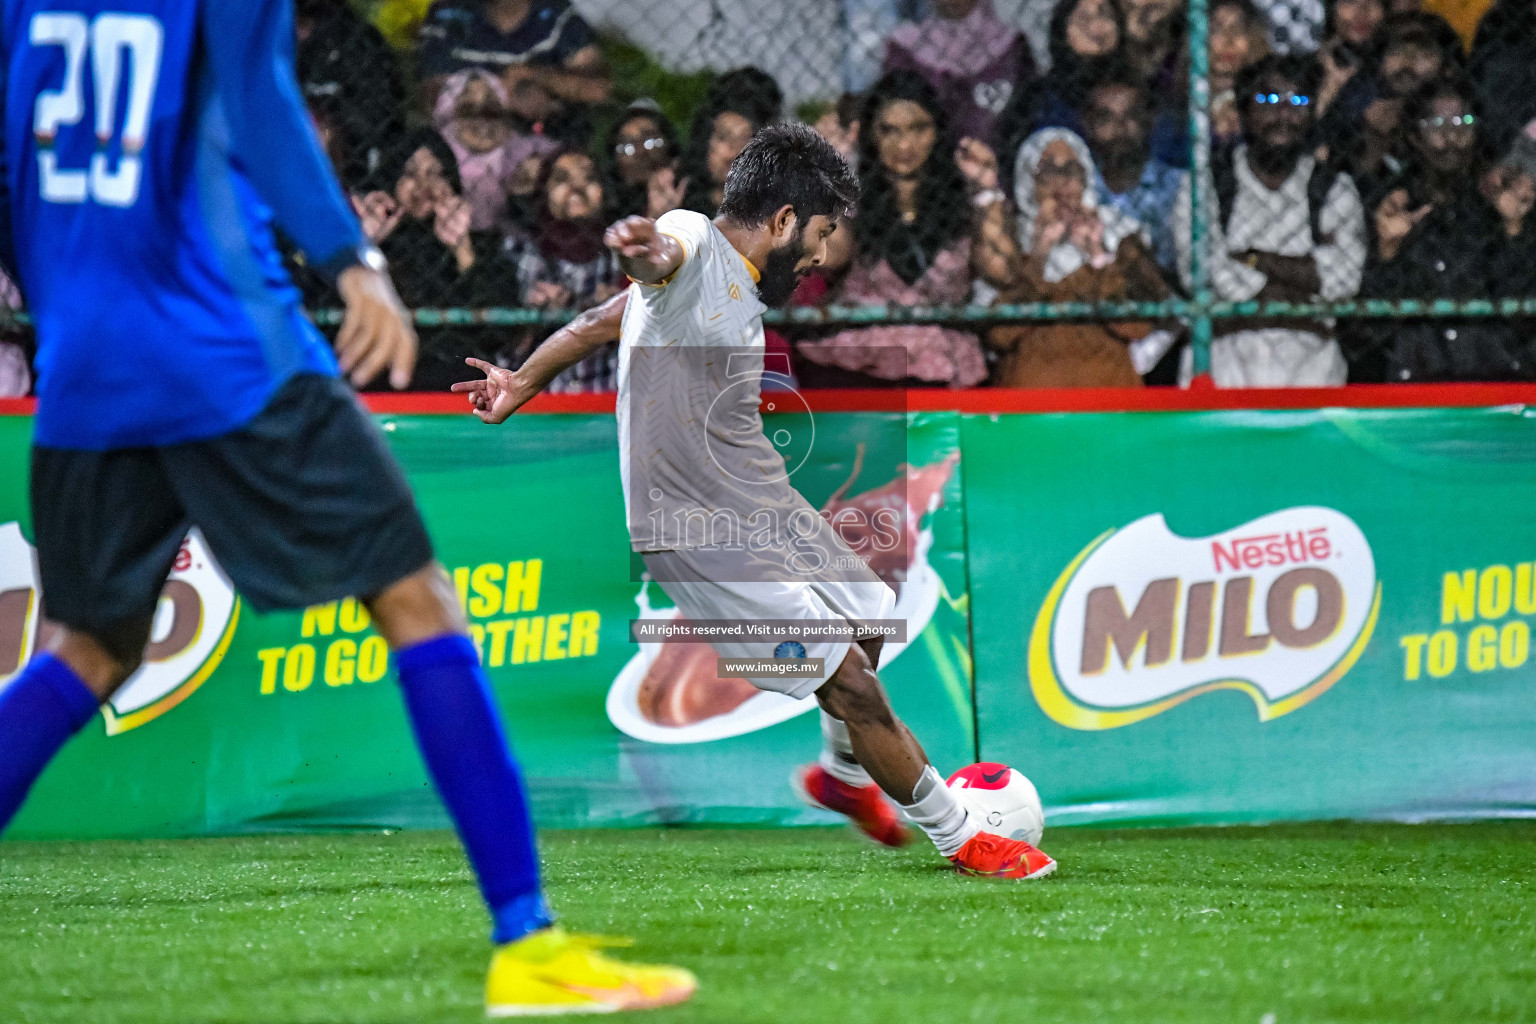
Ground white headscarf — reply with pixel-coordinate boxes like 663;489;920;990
1012;127;1147;283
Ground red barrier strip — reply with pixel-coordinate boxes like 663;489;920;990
4;382;1535;419
358;382;1536;415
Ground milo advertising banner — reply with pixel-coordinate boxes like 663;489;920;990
4;402;1536;839
965;406;1536;825
0;411;975;839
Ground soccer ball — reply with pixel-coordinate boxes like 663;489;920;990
946;763;1045;846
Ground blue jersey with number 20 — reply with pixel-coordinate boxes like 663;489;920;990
0;0;364;449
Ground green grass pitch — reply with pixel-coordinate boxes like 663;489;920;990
4;823;1535;1023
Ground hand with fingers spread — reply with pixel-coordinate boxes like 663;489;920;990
335;261;417;390
1485;166;1536;238
451;357;532;424
1033;197;1070;256
1212;91;1241;139
955;137;1000;193
434;194;475;269
1318;43;1358;115
647;167;687;219
352;191;403;243
1037;219;1069;254
1070;215;1108;267
527;280;573;309
604;215;683;284
448;289;628;425
1374;189;1432;262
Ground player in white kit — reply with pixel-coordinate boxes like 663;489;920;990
455;124;1054;879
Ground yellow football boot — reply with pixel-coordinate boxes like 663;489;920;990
485;926;697;1016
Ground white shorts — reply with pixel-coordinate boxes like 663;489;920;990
641;548;898;701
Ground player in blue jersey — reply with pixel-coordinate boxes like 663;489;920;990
0;0;693;1014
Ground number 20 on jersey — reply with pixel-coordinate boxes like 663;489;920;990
29;11;164;207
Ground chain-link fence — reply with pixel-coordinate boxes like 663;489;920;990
3;0;1535;394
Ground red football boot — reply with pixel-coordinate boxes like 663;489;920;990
950;832;1057;879
793;764;911;847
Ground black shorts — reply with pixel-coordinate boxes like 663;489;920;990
31;373;435;637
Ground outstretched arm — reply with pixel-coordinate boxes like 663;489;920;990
451;290;628;423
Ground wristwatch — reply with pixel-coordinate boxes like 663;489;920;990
355;244;388;274
319;243;388;282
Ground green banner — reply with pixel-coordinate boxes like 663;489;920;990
5;404;1536;839
0;411;974;839
964;407;1536;825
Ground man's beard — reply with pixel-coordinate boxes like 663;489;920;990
1095;140;1148;183
756;231;808;307
1420;148;1471;177
1248;136;1308;178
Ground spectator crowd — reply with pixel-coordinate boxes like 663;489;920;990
6;0;1536;393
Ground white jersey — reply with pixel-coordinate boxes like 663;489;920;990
617;209;793;553
614;209;896;691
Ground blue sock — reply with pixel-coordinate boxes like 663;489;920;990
395;634;553;944
0;654;100;834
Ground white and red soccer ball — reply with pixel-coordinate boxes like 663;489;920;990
947;763;1045;846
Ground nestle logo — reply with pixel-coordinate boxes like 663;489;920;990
1211;528;1331;573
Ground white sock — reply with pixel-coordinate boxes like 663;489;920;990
899;765;980;857
818;712;874;788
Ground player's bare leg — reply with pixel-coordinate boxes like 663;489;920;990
47;622;152;701
796;637;915;846
817;639;929;798
814;639;1057;879
364;561;468;646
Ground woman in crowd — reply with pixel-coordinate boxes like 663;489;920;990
354;129;521;388
679;67;783;217
433;69;557;234
794;72;988;388
504;149;624;392
1357;77;1534;380
883;0;1036;149
976;127;1171;387
600;99;680;219
1208;0;1272;146
998;0;1123;161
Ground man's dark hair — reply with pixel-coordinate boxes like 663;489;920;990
717;122;859;228
1084;62;1155;117
1236;53;1323;113
707;67;784;128
1380;12;1465;70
